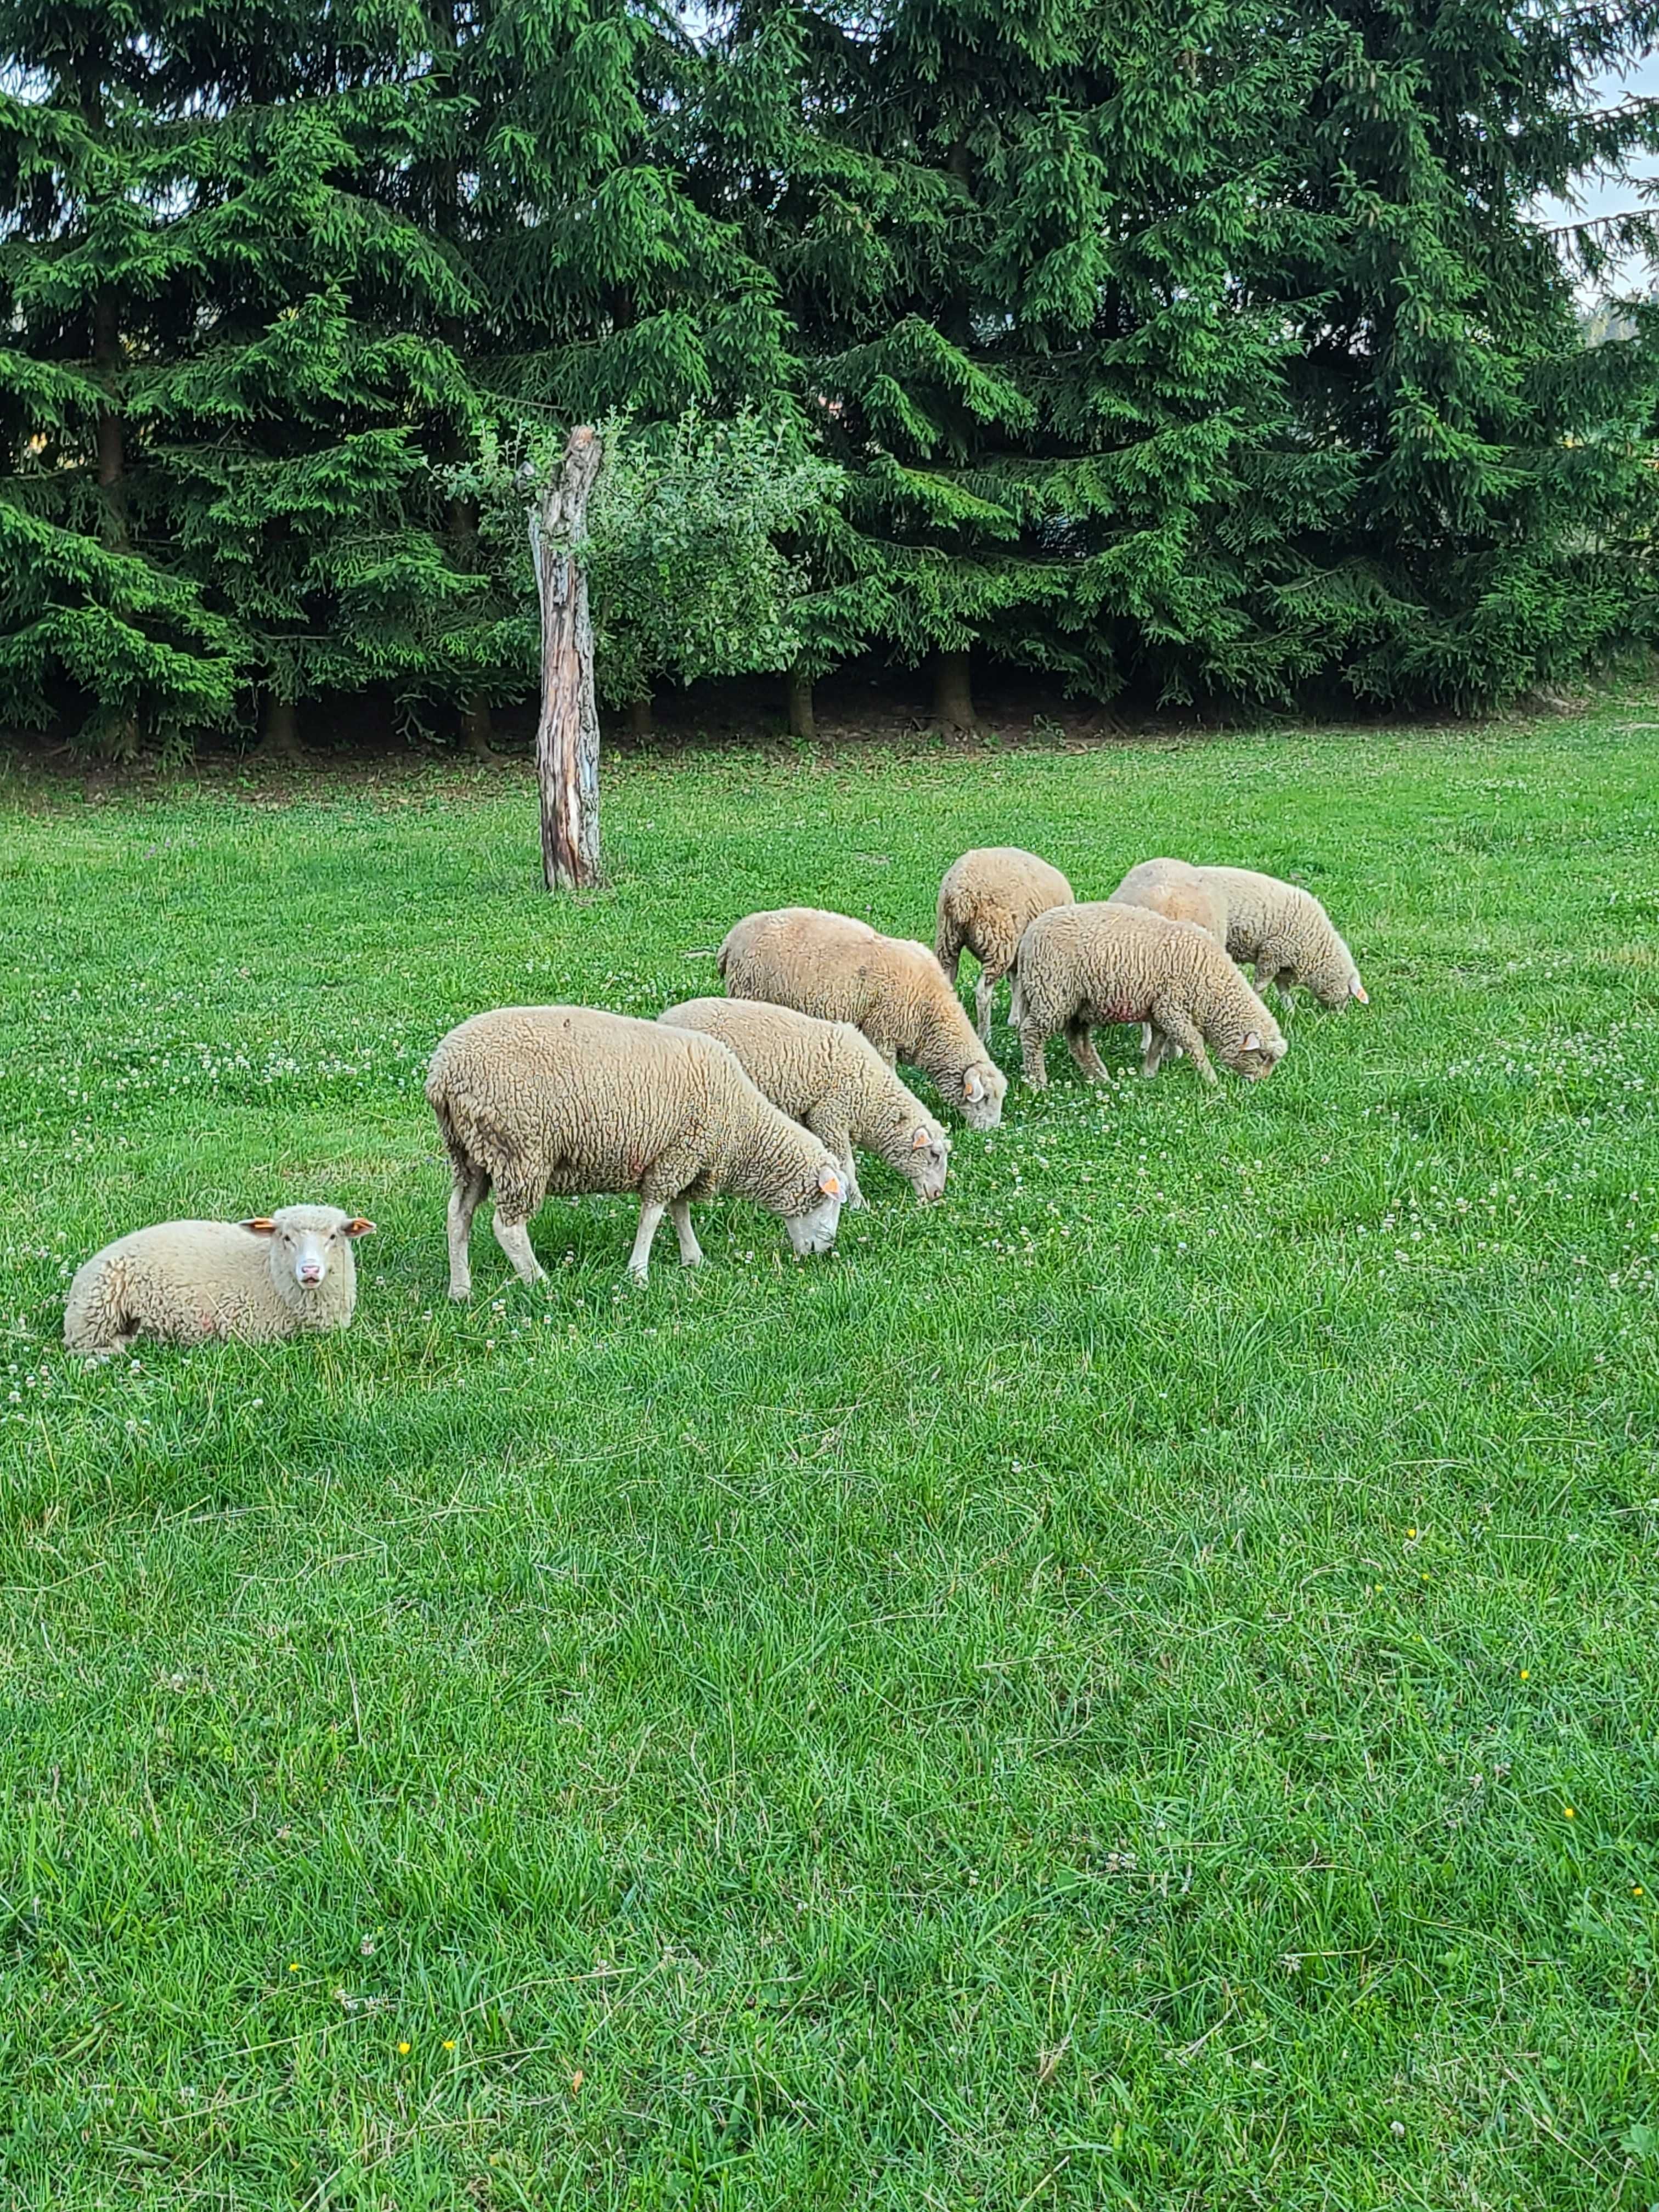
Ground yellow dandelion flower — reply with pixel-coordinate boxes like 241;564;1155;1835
443;2040;456;2050
1406;1527;1417;1539
1520;1668;1530;1679
288;1962;299;1973
1563;1807;1576;1819
398;2040;411;2055
1633;1885;1644;1897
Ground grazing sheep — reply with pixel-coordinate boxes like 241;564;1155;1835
425;1005;846;1294
935;847;1075;1040
1008;901;1287;1087
1108;857;1232;1075
64;1205;376;1357
658;996;951;1207
1196;866;1367;1009
717;907;1008;1130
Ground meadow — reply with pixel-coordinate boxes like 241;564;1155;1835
3;708;1658;2209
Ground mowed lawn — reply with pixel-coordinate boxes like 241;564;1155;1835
3;710;1659;2211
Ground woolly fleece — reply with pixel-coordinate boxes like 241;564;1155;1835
658;996;950;1205
1009;901;1288;1087
935;847;1075;1040
426;1005;845;1293
64;1204;373;1356
717;907;1007;1130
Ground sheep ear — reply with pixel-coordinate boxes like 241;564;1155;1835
342;1217;377;1237
963;1068;985;1102
911;1125;932;1151
1351;976;1369;1003
1244;1032;1261;1052
819;1165;843;1199
240;1217;278;1236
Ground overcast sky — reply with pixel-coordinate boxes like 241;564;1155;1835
1530;53;1659;296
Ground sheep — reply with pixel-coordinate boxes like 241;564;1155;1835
1108;856;1229;946
63;1204;376;1357
658;996;951;1207
425;1004;847;1294
935;847;1075;1040
716;907;1008;1131
1107;857;1232;1075
1186;865;1367;1009
1008;901;1288;1088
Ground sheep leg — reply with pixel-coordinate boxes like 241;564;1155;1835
1141;1024;1166;1079
1018;1021;1049;1089
669;1198;704;1267
1156;1005;1216;1085
491;1212;548;1287
445;1164;489;1300
974;967;1000;1043
628;1200;665;1283
1065;1020;1109;1084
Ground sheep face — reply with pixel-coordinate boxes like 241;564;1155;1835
901;1121;951;1204
961;1060;1007;1131
781;1163;845;1259
244;1208;375;1293
1223;1031;1288;1082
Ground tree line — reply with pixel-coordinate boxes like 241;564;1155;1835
2;0;1656;757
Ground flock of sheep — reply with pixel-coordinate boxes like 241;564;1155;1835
61;848;1366;1356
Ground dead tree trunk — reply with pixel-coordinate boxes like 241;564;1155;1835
530;427;604;890
786;663;816;742
933;646;979;735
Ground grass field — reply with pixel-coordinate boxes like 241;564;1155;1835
4;709;1659;2210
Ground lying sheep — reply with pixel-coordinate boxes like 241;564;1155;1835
1009;901;1287;1087
935;847;1075;1041
658;996;950;1207
717;907;1008;1130
425;1005;846;1293
1199;865;1366;1008
64;1204;376;1357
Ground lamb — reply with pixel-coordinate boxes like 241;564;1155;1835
63;1204;376;1357
716;907;1008;1131
658;997;951;1207
935;847;1075;1041
1008;901;1288;1087
1195;865;1366;1009
425;1004;847;1294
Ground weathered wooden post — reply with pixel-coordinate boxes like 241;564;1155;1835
529;425;605;890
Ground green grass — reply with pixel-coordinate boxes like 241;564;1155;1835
3;710;1659;2210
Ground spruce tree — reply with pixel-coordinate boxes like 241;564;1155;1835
0;2;241;752
706;0;1344;725
1267;0;1659;704
709;0;1659;716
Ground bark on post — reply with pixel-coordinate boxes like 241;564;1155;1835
530;427;605;890
786;663;816;742
933;646;979;735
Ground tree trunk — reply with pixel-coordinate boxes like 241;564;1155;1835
786;663;816;742
531;427;605;891
93;290;126;549
459;687;496;760
933;647;979;735
628;692;653;740
261;694;300;761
